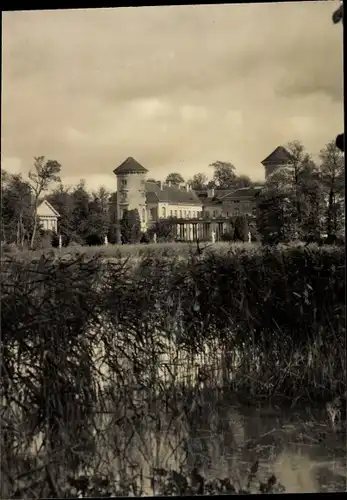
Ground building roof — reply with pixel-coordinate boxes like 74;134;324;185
221;186;264;200
146;181;202;205
194;188;233;198
37;199;61;218
261;146;294;165
113;157;148;175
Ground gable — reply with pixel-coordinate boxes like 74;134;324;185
37;199;60;218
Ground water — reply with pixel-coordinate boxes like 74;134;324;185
87;395;346;495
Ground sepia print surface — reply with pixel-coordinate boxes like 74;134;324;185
1;2;345;498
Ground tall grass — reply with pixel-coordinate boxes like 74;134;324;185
0;244;345;497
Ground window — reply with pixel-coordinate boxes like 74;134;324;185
179;210;182;218
213;210;216;217
162;207;166;218
193;211;195;218
174;210;177;217
183;210;186;217
226;212;229;217
187;212;190;219
252;207;257;216
141;179;145;185
170;210;173;216
121;179;127;187
205;211;209;217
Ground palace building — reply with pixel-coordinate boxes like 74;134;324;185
109;146;293;241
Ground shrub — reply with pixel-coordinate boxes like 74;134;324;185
121;209;141;244
147;217;176;242
233;215;249;242
1;242;19;255
33;230;55;250
107;223;120;244
140;232;150;244
85;233;104;246
220;230;234;242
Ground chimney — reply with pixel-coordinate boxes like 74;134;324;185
168;180;172;187
158;180;163;190
207;187;215;198
186;183;191;192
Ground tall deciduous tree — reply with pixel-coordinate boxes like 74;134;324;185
28;156;61;248
1;171;33;246
46;183;75;243
209;161;236;188
88;187;111;239
264;141;321;239
319;140;345;237
233;175;253;189
165;173;185;186
188;173;209;190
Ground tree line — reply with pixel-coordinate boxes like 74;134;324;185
1;158;113;248
1;138;344;248
150;161;256;190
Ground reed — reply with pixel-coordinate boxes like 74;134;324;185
1;244;344;497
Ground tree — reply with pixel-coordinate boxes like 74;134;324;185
28;156;61;248
233;215;249;242
209;161;236;188
87;187;111;240
120;209;141;244
319;140;345;237
188;173;209;190
265;141;322;239
165;173;185;186
69;180;92;244
256;190;293;245
46;183;75;244
1;171;33;246
233;175;253;189
147;217;176;242
147;178;158;183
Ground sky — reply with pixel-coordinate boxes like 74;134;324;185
1;2;344;192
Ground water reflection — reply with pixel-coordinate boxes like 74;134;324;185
93;396;346;494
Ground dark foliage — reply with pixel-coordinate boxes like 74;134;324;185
233;215;249;242
140;232;150;244
85;233;104;246
147;217;176;242
120;209;141;244
220;230;234;242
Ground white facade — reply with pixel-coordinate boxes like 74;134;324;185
37;199;60;233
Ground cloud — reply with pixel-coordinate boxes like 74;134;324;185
1;2;344;188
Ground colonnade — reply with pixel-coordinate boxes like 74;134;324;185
174;220;232;242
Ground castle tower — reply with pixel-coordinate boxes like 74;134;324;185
261;146;294;180
113;157;148;237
